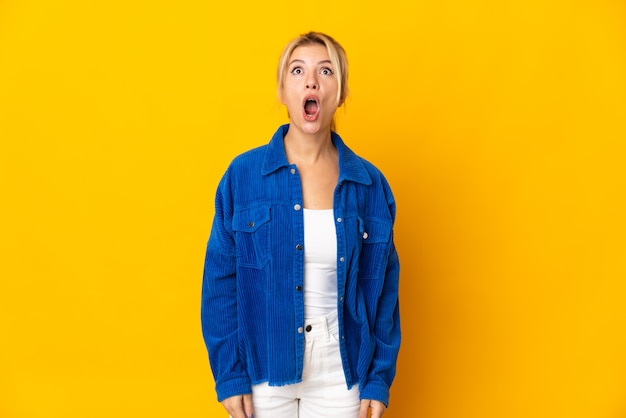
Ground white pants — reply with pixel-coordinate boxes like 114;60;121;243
250;311;361;418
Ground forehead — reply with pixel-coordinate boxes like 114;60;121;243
289;43;331;64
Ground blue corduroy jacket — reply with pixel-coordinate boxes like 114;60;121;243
201;124;401;406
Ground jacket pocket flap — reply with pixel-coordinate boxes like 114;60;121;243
360;217;392;244
232;206;271;232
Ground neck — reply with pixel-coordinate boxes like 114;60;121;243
284;126;335;165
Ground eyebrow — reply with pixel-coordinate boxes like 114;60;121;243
288;59;333;66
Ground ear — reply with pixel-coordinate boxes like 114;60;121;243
337;94;345;108
278;86;286;105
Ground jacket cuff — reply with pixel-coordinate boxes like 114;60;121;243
359;381;390;407
215;376;252;403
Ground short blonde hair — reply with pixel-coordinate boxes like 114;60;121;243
277;31;349;108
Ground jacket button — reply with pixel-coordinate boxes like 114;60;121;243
248;221;254;227
297;327;303;333
294;204;301;211
296;244;303;251
296;285;302;291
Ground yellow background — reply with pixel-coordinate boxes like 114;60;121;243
1;0;625;417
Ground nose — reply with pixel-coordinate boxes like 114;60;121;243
305;75;318;90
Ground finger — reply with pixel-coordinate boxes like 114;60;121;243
243;393;254;418
370;400;386;418
228;406;246;418
222;395;245;418
359;399;370;418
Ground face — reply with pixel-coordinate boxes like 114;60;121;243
280;43;339;136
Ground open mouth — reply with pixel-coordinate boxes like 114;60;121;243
303;97;320;120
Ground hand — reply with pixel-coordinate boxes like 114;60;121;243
221;393;253;418
359;399;386;418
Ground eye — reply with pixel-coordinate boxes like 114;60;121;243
290;67;303;75
320;67;334;75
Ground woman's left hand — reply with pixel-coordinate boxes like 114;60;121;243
359;399;386;418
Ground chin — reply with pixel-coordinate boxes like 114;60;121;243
298;119;331;135
301;124;322;134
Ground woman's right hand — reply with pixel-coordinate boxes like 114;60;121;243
221;393;254;418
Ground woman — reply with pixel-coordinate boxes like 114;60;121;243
201;32;400;418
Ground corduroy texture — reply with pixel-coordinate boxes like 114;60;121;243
201;124;401;406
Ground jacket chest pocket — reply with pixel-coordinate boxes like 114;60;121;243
357;217;392;279
232;206;271;269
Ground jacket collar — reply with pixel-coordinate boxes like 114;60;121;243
261;124;372;185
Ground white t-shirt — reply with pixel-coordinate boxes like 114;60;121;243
303;208;338;319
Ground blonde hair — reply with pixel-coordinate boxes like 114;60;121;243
277;32;349;130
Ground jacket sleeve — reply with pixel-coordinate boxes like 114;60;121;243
359;240;401;406
359;179;401;406
201;169;251;402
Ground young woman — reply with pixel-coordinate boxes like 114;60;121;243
201;32;401;418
